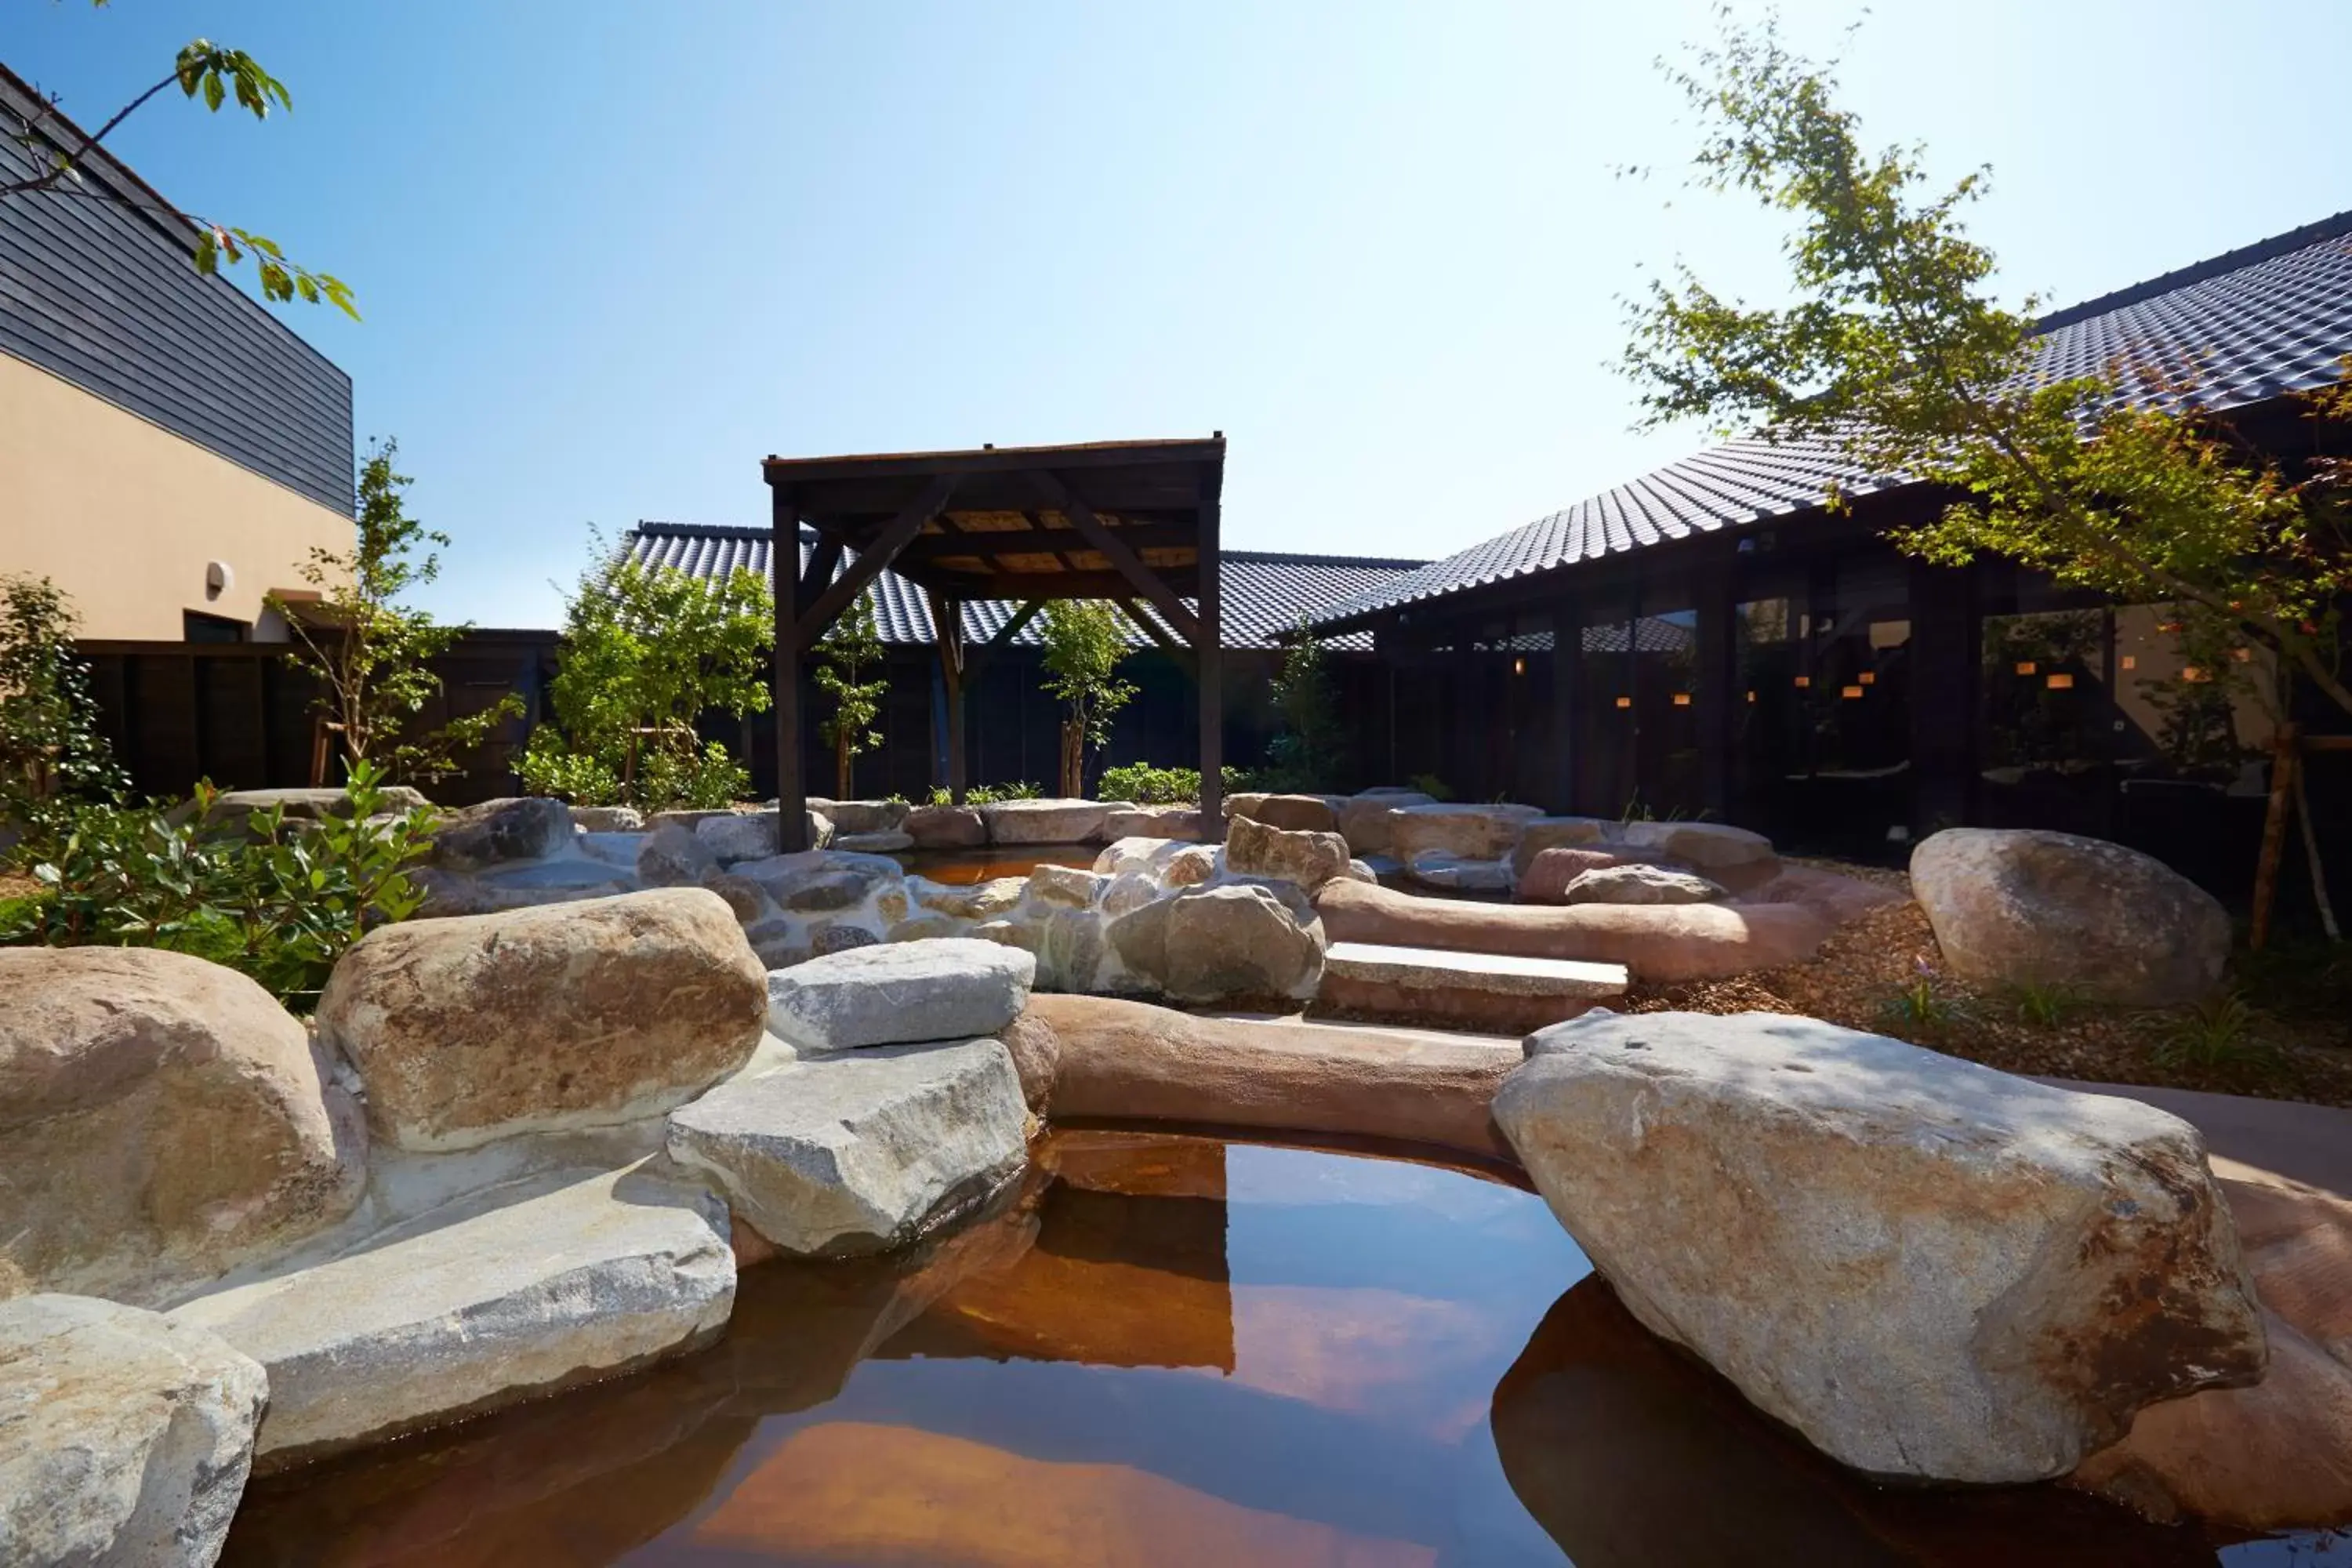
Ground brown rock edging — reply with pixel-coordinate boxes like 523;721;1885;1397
1025;994;1520;1166
1313;877;1832;982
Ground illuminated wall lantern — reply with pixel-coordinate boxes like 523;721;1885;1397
1614;695;1632;710
2120;655;2137;671
2045;673;2074;690
1671;692;1692;707
2182;666;2209;683
1858;671;1875;686
1840;684;1864;699
1745;690;1757;704
2015;660;2038;675
1793;675;1811;689
2234;647;2253;663
1513;657;1526;676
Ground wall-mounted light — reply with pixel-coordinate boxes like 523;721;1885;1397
1841;684;1864;699
2015;660;2037;676
2233;647;2253;663
1745;690;1758;704
2120;655;2137;671
1614;695;1632;710
1672;692;1692;707
1512;656;1526;676
1858;671;1875;686
2182;666;2209;683
2045;673;2074;690
1793;675;1811;689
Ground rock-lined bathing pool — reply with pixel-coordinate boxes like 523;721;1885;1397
893;844;1101;885
219;1131;2332;1566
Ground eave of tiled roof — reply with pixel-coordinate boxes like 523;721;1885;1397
622;524;1425;652
1312;209;2352;630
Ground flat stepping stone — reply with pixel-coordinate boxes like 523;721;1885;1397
766;937;1035;1052
167;1163;732;1470
1318;940;1627;1035
666;1040;1029;1257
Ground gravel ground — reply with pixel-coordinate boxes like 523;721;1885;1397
1626;858;2352;1109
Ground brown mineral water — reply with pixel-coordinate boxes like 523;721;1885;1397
219;1130;2307;1566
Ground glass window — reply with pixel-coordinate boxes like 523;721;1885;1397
1634;597;1702;820
1574;596;1635;816
1979;607;2109;833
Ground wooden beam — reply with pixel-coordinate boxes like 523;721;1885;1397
772;488;809;852
793;474;959;652
1196;479;1224;837
1031;470;1203;644
892;518;1200;565
910;568;1203;601
1120;597;1196;681
796;535;841;616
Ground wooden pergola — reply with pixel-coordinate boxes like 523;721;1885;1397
764;437;1229;853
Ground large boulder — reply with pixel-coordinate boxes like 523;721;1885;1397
904;804;985;849
1314;878;1829;983
1107;882;1326;1003
1233;793;1341;834
1616;820;1780;891
0;947;365;1306
1508;817;1613;880
317;888;767;1151
1516;846;1663;903
981;798;1109;844
695;811;779;865
1389;802;1547;862
914;876;1027;921
1910;829;2230;1007
198;785;430;839
665;1040;1028;1256
815;799;910;836
1494;1010;2267;1484
1102;804;1207;841
0;1294;267;1567
568;804;644;833
430;797;574;870
764;938;1036;1052
169;1163;732;1469
1563;863;1726;906
1225;811;1352;893
1336;790;1434;856
636;820;718;887
732;848;901;913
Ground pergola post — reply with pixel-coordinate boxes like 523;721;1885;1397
1196;481;1224;837
927;587;969;804
772;488;808;851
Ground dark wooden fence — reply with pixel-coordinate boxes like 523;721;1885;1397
78;633;1396;808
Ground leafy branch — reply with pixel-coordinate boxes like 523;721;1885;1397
3;30;358;318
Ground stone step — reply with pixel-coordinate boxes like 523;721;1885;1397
167;1163;733;1472
1316;940;1628;1036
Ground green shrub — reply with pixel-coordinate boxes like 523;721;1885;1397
2152;990;2272;1070
1094;764;1261;804
1407;772;1454;802
2010;979;2080;1029
926;781;1044;806
0;763;434;1008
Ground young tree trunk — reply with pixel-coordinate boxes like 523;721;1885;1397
1059;720;1083;798
836;735;852;801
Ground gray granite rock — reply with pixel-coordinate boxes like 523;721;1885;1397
0;1294;267;1567
665;1040;1028;1256
764;937;1036;1051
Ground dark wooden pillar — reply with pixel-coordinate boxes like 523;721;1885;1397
1196;488;1224;837
771;487;808;851
1908;556;1976;836
1548;603;1581;815
1695;564;1737;820
927;588;968;804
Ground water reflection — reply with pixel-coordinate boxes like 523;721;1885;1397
221;1130;2285;1566
895;845;1100;886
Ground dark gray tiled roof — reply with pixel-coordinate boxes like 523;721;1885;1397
622;524;1424;652
1315;209;2352;627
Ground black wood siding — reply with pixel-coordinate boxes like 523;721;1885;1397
0;80;353;512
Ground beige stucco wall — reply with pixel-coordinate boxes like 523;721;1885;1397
0;350;352;641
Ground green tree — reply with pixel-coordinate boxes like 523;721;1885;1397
1037;601;1137;797
517;542;773;811
271;441;517;786
1261;615;1345;790
0;574;128;856
1619;15;2352;728
4;13;356;315
813;594;888;800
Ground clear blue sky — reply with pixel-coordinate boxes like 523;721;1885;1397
10;1;2350;627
